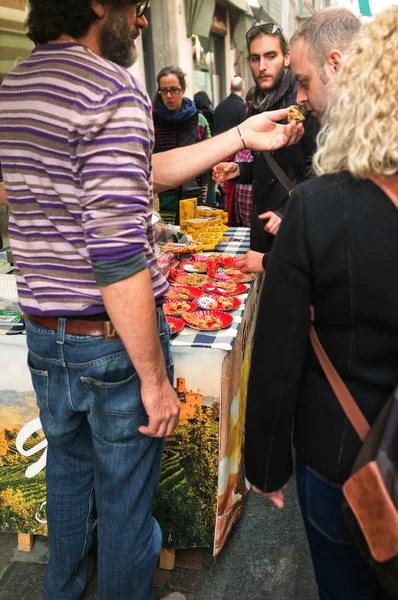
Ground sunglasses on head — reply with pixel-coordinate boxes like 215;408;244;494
136;0;149;18
246;23;286;44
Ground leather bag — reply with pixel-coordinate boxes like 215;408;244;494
309;173;398;594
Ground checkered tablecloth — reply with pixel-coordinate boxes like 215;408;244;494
216;227;251;256
171;227;253;351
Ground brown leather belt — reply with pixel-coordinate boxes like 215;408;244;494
28;315;120;341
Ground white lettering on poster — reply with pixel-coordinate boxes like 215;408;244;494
35;501;47;524
16;417;47;478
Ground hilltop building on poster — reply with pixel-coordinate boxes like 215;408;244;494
175;377;203;421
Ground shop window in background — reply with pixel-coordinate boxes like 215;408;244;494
211;4;228;36
192;35;214;106
192;4;227;108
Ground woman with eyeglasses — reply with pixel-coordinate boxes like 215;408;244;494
153;66;214;224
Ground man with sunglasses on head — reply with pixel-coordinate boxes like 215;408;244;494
0;1;303;599
214;23;319;274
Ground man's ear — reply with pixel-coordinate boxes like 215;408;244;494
284;51;291;68
326;49;344;75
91;0;107;19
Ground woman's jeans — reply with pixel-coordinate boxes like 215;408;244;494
296;459;398;600
25;310;173;600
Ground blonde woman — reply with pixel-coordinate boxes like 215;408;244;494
244;6;398;599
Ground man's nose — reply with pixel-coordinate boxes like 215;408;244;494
296;88;307;105
136;14;148;31
259;57;268;71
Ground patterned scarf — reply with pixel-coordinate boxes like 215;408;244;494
155;97;197;124
153;98;205;193
153;98;199;154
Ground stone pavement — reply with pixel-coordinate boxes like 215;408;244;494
196;486;318;600
0;483;318;600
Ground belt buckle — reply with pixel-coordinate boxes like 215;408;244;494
104;321;120;341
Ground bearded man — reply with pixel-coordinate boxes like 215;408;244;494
0;1;303;598
214;23;319;273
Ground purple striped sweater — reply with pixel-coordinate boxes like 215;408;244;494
0;42;168;315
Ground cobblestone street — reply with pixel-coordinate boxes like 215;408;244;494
0;484;318;600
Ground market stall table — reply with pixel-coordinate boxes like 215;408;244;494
0;228;262;558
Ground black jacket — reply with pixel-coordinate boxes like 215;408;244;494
245;173;398;491
236;78;319;255
213;93;246;135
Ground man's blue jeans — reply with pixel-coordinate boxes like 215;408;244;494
25;310;173;600
296;459;398;600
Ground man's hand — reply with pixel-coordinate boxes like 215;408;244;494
212;162;240;185
251;484;285;509
153;108;303;194
260;211;282;236
239;108;303;152
100;269;180;440
236;250;265;274
139;376;180;438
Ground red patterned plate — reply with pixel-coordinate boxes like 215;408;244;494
202;281;228;296
191;255;209;263
165;285;203;300
222;268;243;277
231;273;256;283
195;294;241;312
163;299;196;317
212;282;248;295
165;316;185;335
175;274;209;287
181;310;233;331
219;256;237;269
169;268;187;281
195;253;222;261
181;260;208;274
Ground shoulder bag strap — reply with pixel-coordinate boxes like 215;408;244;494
309;174;398;442
262;151;294;194
309;316;371;442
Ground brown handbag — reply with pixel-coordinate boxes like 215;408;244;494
309;173;398;594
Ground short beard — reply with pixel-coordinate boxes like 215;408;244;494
100;9;138;68
257;63;286;93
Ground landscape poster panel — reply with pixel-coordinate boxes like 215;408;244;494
0;336;47;535
152;346;223;550
215;275;262;555
0;337;224;550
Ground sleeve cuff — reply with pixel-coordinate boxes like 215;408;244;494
262;252;270;271
92;251;147;287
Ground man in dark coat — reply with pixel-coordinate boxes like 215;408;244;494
213;23;319;273
213;75;247;134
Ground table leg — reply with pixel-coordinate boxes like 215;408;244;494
159;547;176;570
17;533;34;552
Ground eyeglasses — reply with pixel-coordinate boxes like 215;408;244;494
137;0;149;18
159;87;182;96
246;23;286;44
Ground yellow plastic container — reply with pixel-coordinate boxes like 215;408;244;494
179;198;198;222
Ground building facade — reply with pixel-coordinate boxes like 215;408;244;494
0;0;334;113
143;0;335;107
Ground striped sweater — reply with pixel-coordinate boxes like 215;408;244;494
0;42;168;316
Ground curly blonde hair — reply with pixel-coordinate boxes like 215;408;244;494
313;6;398;178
